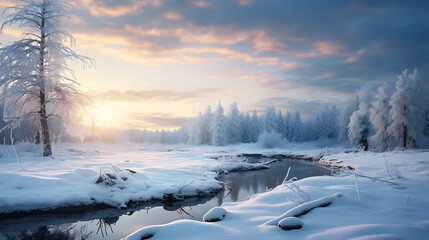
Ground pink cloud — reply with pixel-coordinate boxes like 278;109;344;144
163;11;183;20
238;0;253;5
316;42;341;55
252;31;285;53
191;0;211;8
281;62;300;70
78;0;148;17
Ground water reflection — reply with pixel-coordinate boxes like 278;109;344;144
0;158;333;240
1;224;92;240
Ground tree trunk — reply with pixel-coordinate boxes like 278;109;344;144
40;91;52;156
39;4;52;157
402;124;407;149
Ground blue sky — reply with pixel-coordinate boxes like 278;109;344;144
1;0;428;129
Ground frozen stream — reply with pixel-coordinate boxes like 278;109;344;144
0;157;334;240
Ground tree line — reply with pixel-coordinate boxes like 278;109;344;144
127;69;429;152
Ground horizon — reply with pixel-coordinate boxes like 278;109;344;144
1;0;428;130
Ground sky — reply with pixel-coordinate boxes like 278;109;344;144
1;0;428;130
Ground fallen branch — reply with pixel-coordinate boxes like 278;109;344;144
264;193;343;226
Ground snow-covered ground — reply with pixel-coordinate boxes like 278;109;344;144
0;142;285;214
125;147;429;240
1;142;428;239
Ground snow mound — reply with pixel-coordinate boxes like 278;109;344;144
265;193;342;226
211;155;268;174
203;207;227;222
278;217;304;230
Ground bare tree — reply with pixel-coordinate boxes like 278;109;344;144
0;0;93;156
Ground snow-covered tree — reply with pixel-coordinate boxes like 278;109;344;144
291;110;304;142
338;92;359;143
369;83;392;152
201;106;213;144
211;102;228;146
226;102;242;144
387;69;427;149
0;0;93;156
241;112;252;143
284;111;292;140
263;106;278;133
247;110;261;143
277;110;288;139
348;87;373;151
187;111;202;144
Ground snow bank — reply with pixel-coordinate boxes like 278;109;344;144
210;155;268;174
264;193;342;226
124;148;429;240
0;143;227;214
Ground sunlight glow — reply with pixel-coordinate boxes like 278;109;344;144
94;104;117;128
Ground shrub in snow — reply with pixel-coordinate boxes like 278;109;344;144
257;131;286;148
284;177;310;204
278;217;304;231
384;159;403;179
203;207;227;222
95;165;133;189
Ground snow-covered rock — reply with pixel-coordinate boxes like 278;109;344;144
278;217;304;230
203;207;227;222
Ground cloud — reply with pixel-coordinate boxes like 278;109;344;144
77;0;149;17
88;88;222;102
0;0;14;8
191;0;211;8
163;11;183;20
238;0;253;6
4;0;428;125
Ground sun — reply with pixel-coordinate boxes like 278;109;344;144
94;104;117;128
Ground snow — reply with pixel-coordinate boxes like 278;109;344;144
1;142;429;239
124;144;429;240
0;143;230;213
264;193;342;226
278;217;304;230
203;207;227;222
210;155;268;174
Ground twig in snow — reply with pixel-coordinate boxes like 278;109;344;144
10;131;25;171
282;167;292;184
354;172;360;200
178;171;208;193
354;173;399;185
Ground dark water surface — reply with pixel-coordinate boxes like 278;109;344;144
0;157;333;240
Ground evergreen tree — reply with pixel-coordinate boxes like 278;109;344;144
211;102;228;146
248;110;261;143
369;83;392;152
226;102;242;144
263;106;278;133
291;111;304;142
338;92;359;143
348;88;372;151
387;69;427;149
